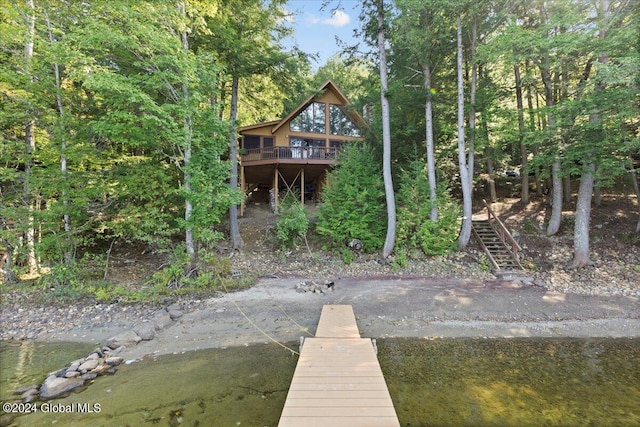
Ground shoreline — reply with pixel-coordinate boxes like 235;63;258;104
4;277;637;359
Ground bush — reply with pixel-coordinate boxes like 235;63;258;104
396;160;459;255
316;144;386;252
275;192;309;249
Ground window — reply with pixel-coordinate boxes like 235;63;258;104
243;135;260;150
329;104;361;137
290;102;326;133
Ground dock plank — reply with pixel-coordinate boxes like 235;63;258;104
314;305;360;338
278;305;400;427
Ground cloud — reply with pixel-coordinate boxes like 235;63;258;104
322;10;350;27
305;14;321;25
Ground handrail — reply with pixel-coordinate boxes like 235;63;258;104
482;199;522;261
241;146;341;161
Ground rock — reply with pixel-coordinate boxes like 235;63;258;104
14;385;37;395
106;330;142;349
81;373;97;381
39;376;85;400
133;322;156;340
295;280;335;294
21;388;39;403
78;359;100;373
64;371;81;378
105;356;124;366
91;363;114;375
85;352;100;360
152;310;173;330
168;309;183;320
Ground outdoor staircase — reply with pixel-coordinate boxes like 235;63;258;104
471;200;525;275
472;220;523;271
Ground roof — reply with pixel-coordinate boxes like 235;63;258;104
238;79;367;135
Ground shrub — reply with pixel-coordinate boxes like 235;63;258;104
396;160;459;255
316;144;386;252
275;192;309;249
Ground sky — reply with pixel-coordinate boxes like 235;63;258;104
283;0;363;70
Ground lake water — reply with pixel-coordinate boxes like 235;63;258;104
1;338;639;426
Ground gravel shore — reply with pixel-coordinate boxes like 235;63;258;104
2;244;638;343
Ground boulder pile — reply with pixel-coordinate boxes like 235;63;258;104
12;304;186;402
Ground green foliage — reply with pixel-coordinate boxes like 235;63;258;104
316;144;386;252
396;160;459;255
275;193;309;249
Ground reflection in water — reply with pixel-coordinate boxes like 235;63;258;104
1;338;639;426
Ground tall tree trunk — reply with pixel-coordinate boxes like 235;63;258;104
570;161;594;267
525;60;543;196
563;175;572;203
514;63;529;204
540;34;563;236
423;63;438;221
482;124;497;202
45;11;72;264
229;74;244;250
24;0;38;274
570;0;609;267
377;0;396;259
456;17;472;249
179;2;195;259
467;14;478;194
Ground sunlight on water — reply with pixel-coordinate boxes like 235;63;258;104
1;338;639;426
378;338;640;427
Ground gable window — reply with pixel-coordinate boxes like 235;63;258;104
290;102;326;134
329;104;361;137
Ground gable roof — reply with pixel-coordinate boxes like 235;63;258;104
238;79;366;135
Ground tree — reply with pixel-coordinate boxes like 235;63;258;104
456;15;473;249
197;0;291;251
376;0;396;259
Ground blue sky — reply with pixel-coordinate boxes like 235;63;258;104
283;0;362;70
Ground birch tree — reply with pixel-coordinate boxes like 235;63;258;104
376;0;396;259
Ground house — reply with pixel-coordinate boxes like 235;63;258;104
238;80;366;214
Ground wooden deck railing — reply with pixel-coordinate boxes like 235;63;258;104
242;146;341;162
483;199;522;262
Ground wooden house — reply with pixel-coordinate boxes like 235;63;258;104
238;80;366;213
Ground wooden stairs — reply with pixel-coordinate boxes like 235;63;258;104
472;200;525;274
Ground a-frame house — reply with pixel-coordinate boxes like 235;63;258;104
238;80;366;213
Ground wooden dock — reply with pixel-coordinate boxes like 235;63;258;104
278;305;400;427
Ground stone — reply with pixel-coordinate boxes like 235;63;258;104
64;371;81;378
133;322;156;340
168;309;183;320
85;352;100;360
91;363;114;375
152;310;173;330
39;376;85;400
81;373;97;381
105;356;124;367
78;359;100;373
21;388;39;403
14;385;37;395
106;330;142;349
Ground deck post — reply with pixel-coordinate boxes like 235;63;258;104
240;165;245;217
300;167;305;205
274;166;279;213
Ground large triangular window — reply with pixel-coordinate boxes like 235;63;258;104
290;102;326;133
329;104;361;137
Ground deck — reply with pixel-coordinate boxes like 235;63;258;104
278;305;400;427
